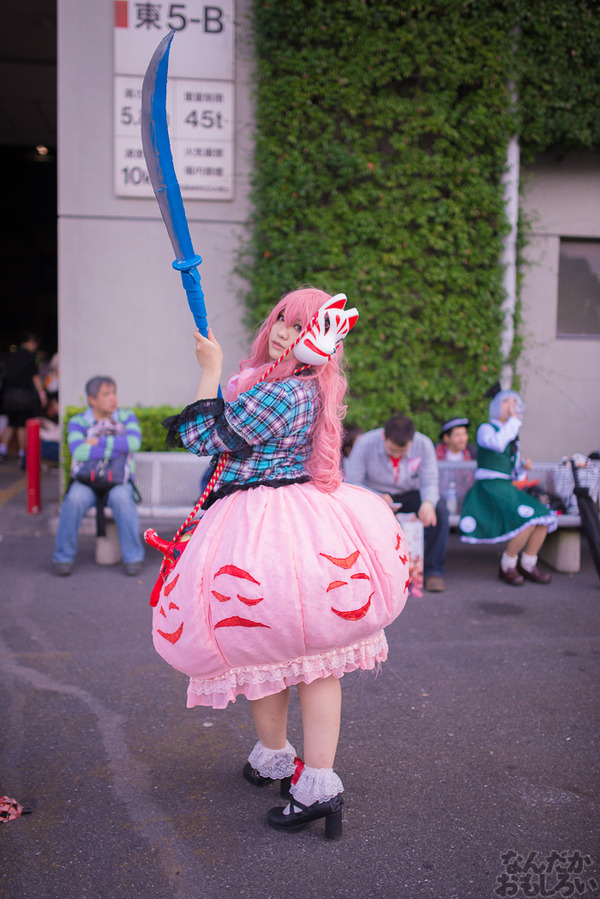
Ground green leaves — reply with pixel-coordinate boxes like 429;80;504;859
240;0;597;440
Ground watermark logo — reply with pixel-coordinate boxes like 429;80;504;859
495;850;598;897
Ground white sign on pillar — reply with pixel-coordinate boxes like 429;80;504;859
113;0;235;200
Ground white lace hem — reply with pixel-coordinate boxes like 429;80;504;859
247;740;296;779
286;766;344;810
460;513;558;544
187;631;388;709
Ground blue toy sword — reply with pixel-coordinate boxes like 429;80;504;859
141;30;208;337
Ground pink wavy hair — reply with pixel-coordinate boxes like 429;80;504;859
226;287;349;493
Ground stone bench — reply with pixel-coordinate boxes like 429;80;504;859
78;453;598;573
81;451;211;564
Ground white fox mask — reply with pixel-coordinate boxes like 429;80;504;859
293;294;359;366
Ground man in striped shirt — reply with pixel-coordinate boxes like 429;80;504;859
52;376;144;577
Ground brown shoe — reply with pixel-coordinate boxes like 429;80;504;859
498;565;524;586
425;575;445;592
517;562;551;584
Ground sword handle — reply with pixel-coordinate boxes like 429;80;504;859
172;255;222;398
172;256;208;337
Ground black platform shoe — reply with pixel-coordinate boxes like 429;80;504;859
267;794;343;839
242;762;292;798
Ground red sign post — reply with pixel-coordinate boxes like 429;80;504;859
26;418;41;514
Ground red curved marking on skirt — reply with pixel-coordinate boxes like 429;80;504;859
398;554;408;565
404;578;410;592
168;602;179;611
350;572;370;580
164;574;179;597
150;575;164;608
320;550;360;569
395;533;402;550
159;605;167;618
214;616;270;629
326;580;347;592
331;593;373;621
214;564;261;585
212;590;231;603
237;594;264;606
157;622;184;644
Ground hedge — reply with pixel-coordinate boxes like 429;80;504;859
239;0;600;441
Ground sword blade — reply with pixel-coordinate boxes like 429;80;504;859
141;30;195;264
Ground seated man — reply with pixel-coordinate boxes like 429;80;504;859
435;417;477;461
345;413;449;592
52;376;144;577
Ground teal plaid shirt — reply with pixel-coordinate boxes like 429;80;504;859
168;377;317;492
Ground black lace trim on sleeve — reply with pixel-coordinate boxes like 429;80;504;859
162;397;225;448
214;416;253;456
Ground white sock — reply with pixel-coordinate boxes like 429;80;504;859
520;552;538;572
284;764;344;815
501;552;518;571
247;739;296;780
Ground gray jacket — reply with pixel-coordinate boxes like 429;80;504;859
344;427;440;506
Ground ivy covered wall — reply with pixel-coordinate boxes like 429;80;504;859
241;0;600;439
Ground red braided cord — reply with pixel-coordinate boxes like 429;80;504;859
170;453;228;544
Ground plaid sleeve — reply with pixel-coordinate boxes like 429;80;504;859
176;380;315;457
222;380;315;447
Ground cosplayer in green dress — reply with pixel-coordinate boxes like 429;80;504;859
460;390;557;585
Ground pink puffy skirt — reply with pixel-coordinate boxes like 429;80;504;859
152;482;409;708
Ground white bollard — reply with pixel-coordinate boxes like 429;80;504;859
95;521;122;565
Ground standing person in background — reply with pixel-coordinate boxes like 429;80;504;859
52;376;144;577
459;390;557;585
345;413;449;592
40;395;61;466
0;332;45;469
43;352;59;400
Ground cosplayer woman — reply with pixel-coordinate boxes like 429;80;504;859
150;287;409;839
459;390;557;585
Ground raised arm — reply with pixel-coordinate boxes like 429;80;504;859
193;328;223;401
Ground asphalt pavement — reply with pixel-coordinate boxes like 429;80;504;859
1;458;599;899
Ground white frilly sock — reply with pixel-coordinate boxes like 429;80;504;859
519;552;538;572
247;739;296;780
501;552;518;571
284;764;344;815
